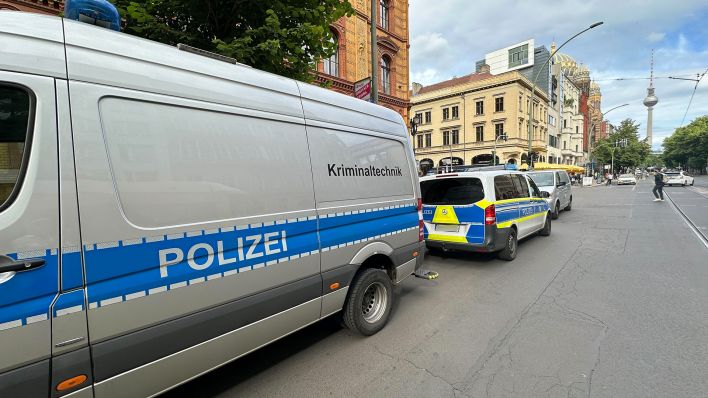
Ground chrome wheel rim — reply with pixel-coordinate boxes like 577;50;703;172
509;234;516;254
361;282;388;324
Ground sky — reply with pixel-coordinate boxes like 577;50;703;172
409;0;708;151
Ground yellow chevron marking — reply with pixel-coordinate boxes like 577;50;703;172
427;234;468;243
432;205;459;224
475;198;493;209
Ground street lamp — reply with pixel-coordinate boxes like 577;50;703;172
527;21;603;170
586;103;629;175
410;113;422;137
493;133;508;165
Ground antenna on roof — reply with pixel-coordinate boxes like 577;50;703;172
176;44;252;68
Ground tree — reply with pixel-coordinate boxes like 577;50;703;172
593;119;651;172
111;0;354;82
662;116;708;173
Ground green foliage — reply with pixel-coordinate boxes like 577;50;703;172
593;119;651;172
111;0;354;82
662;116;708;172
642;152;664;168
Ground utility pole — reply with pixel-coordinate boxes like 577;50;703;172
370;0;378;104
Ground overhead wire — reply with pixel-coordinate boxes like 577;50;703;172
679;68;707;127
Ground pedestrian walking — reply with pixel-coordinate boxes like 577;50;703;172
606;172;613;186
652;170;665;201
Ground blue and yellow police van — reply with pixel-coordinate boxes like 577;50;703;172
420;167;552;260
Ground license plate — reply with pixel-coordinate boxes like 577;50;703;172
435;224;459;232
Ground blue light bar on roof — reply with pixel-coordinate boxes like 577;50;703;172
64;0;121;31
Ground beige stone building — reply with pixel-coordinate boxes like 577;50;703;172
410;68;549;169
316;0;410;121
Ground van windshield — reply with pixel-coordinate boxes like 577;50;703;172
527;172;554;187
421;177;484;205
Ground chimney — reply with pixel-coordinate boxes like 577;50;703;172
479;64;491;74
412;82;423;96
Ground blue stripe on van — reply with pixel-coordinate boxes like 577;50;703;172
0;251;58;327
0;204;418;330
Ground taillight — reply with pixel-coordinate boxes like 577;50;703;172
484;204;496;225
417;198;424;241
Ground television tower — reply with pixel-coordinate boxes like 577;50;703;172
643;50;658;147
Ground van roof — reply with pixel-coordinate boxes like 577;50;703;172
420;170;524;182
0;12;407;138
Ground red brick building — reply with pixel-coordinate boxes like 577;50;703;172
0;0;63;14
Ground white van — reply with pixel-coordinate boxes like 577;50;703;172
0;13;424;397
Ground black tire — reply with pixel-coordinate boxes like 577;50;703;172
551;202;560;219
683;182;686;187
691;181;694;186
564;197;572;211
342;268;394;336
497;228;517;261
539;213;551;236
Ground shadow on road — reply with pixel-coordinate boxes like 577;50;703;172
162;315;344;397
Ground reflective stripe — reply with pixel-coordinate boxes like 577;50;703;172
497;212;545;229
427;234;468;243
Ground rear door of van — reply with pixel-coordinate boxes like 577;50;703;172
420;176;487;245
493;174;521;233
64;22;322;397
297;83;420;309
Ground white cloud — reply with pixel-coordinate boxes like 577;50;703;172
411;68;443;86
647;32;665;42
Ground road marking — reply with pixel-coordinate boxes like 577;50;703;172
632;184;637;191
665;191;708;250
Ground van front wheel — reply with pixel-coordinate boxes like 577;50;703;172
342;268;394;336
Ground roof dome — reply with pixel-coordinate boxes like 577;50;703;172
553;52;579;76
572;64;591;83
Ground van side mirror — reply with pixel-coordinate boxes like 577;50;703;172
541;191;550;198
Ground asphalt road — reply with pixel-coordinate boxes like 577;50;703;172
165;180;708;398
664;175;708;243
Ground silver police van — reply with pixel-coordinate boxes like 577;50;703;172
0;12;424;397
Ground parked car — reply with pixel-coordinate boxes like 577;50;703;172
665;171;694;186
526;170;573;219
617;174;637;185
420;169;551;261
0;12;425;397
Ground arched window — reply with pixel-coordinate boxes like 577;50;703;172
380;56;391;95
379;0;389;30
323;31;339;77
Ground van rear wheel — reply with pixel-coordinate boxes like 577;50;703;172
497;228;517;261
342;268;393;336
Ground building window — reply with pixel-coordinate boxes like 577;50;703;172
442;107;450;120
380;56;391;95
475;125;484;142
563;119;567;128
495;97;504;112
443;130;450;146
424;111;431;124
575;144;578;152
452;105;459;119
425;133;431;147
475;100;484;115
417;134;423;149
323;31;339;77
575;126;579;135
452;129;459;144
563;141;567;149
548;115;555;126
494;123;504;139
508;44;529;68
519;96;522;110
379;0;390;30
